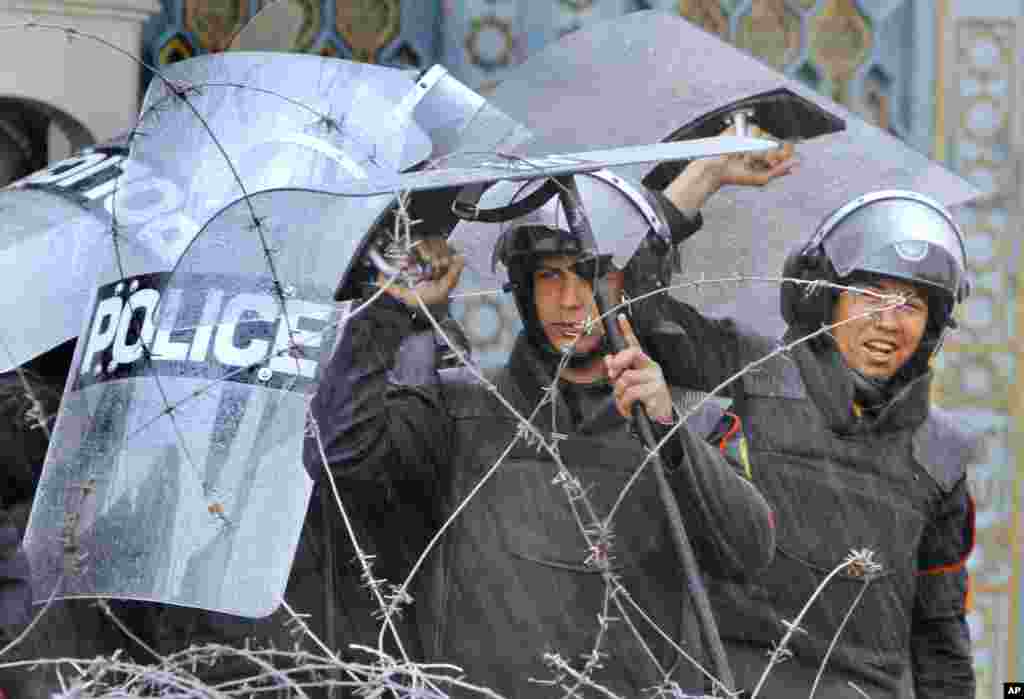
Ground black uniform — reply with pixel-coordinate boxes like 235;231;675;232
307;294;776;697
640;295;975;699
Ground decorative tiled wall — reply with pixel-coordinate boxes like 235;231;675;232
937;17;1022;697
144;0;436;74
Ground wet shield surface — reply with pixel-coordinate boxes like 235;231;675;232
0;53;431;371
18;52;487;614
0;148;165;371
488;10;980;335
24;188;390;617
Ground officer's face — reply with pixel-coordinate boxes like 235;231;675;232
533;255;624;355
831;276;929;380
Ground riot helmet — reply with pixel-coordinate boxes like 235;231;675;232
484;171;672;363
780;189;970;363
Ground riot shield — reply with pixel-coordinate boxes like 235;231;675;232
127;52;431;265
0;148;161;374
24;187;390;616
20;49;528;613
488;10;980;334
0;53;432;371
321;136;779;198
488;9;843;166
0;178;167;372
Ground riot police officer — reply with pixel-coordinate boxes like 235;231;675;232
647;169;976;699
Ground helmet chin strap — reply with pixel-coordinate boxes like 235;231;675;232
911;304;956;375
928;324;952;360
554;291;632;368
539;328;612;369
839;319;948;405
509;266;629;370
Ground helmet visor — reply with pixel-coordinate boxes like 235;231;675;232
822;197;966;299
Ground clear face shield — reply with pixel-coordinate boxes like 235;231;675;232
817;191;969;304
454;173;661;288
445;172;664;364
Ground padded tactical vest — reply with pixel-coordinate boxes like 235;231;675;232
706;348;970;694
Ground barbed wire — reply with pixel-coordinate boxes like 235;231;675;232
0;23;912;699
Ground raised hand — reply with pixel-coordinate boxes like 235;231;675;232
663;124;797;213
604;314;675;423
708;123;796;188
380;236;465;309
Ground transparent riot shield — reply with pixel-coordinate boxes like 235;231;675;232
132;53;430;225
120;53;432;278
0;53;431;371
24;187;392;617
488;10;980;334
0;184;165;372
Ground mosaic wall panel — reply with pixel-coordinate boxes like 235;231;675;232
935;16;1022;698
645;0;930;148
437;0;644;93
142;1;439;81
144;1;930;145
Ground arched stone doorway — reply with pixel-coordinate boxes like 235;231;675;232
0;1;160;184
0;98;95;187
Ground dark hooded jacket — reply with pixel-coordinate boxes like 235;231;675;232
306;294;776;698
638;293;975;699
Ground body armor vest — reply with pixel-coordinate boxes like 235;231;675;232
707;349;972;694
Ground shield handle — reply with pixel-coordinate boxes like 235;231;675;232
556;175;738;695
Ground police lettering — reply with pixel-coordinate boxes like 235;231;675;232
79;278;334;386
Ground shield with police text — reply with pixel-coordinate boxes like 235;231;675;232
0;52;432;372
0;144;172;372
0;178;149;373
24;187;390;616
19;47;525;615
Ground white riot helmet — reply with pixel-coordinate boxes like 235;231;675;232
781;189;970;361
466;171;673;361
